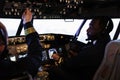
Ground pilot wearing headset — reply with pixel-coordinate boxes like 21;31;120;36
47;16;114;80
0;8;42;79
67;17;113;80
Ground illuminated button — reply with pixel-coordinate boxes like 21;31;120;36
9;12;11;15
5;12;8;15
11;8;14;12
15;9;17;12
39;12;42;15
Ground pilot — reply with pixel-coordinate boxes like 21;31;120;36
67;17;113;80
47;16;114;80
0;8;42;79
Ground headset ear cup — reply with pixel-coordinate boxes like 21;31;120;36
102;18;113;34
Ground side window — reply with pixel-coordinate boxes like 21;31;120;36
77;19;120;43
118;35;120;39
110;19;120;40
77;20;91;43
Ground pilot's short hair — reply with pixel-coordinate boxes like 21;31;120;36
93;16;113;34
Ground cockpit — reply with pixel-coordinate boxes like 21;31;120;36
0;0;120;80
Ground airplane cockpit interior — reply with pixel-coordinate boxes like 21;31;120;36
0;0;120;80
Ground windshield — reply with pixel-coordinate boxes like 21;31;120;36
0;18;119;43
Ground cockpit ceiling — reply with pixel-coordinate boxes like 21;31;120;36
0;0;120;19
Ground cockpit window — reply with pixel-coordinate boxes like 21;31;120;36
0;18;119;43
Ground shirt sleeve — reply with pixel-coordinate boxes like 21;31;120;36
16;22;43;77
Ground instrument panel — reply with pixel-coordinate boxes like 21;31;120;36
8;34;73;60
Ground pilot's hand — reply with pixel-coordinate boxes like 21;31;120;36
22;8;33;24
52;53;60;61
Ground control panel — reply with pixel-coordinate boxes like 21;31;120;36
8;34;73;61
0;0;119;19
0;0;82;19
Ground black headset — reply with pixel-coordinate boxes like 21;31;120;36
102;17;113;34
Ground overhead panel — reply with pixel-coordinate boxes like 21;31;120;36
0;0;120;19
